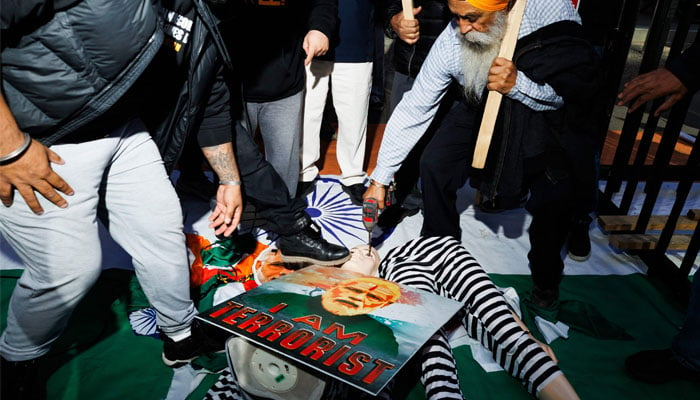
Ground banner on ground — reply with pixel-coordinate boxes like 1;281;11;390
197;265;462;395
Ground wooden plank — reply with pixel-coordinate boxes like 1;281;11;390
688;209;700;220
598;215;698;232
471;0;528;168
401;0;415;20
609;233;693;251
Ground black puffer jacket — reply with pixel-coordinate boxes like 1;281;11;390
386;0;451;78
1;0;162;144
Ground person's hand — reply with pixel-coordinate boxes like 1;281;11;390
487;57;518;95
390;7;422;45
617;67;688;117
303;29;330;66
0;139;73;214
363;181;386;209
208;183;243;237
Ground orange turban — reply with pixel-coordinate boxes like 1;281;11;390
466;0;510;11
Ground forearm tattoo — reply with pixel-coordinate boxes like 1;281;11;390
201;144;240;182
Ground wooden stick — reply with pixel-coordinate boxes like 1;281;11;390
471;0;528;169
402;0;415;20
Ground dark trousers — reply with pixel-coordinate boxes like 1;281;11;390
419;100;478;238
419;100;574;290
525;170;574;290
233;119;308;236
392;84;462;206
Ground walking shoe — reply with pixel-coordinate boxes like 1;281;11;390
625;349;700;383
341;183;366;206
162;320;228;367
567;217;592;262
530;286;559;308
278;221;350;266
1;357;44;399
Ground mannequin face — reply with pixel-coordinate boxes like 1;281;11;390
340;245;381;276
321;277;401;316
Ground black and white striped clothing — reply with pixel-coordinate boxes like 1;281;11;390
379;236;562;399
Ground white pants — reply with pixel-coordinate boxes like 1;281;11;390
301;60;373;186
0;120;195;361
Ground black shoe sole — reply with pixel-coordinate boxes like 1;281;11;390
162;348;226;368
162;353;196;368
567;250;591;262
279;252;351;266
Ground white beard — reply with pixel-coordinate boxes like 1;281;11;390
457;12;508;104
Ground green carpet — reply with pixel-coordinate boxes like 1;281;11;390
2;270;699;399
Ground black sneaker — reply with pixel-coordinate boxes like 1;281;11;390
530;286;559;309
567;217;592;262
278;221;350;266
626;349;700;383
162;320;228;367
1;357;44;399
341;183;366;206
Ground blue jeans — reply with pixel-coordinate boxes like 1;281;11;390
672;271;700;372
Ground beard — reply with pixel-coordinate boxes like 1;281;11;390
456;11;508;104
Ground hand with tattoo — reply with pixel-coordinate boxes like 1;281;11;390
201;142;243;236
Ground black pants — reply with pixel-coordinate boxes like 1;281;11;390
419;100;573;291
233;119;308;236
392;85;462;205
419;100;478;238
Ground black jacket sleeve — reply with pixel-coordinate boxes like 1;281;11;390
667;34;700;94
197;64;232;148
308;0;337;39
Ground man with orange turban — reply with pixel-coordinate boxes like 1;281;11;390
365;0;601;310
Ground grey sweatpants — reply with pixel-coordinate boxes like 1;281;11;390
0;120;196;361
242;91;303;197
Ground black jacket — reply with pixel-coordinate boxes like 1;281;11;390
477;21;602;205
1;0;162;144
2;0;235;172
668;33;700;94
386;0;451;78
145;0;234;171
222;0;337;103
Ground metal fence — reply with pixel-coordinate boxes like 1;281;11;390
596;0;699;296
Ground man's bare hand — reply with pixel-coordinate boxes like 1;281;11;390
363;182;386;210
303;29;330;66
617;67;688;117
487;57;517;95
390;6;422;45
209;184;243;237
0;140;73;214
